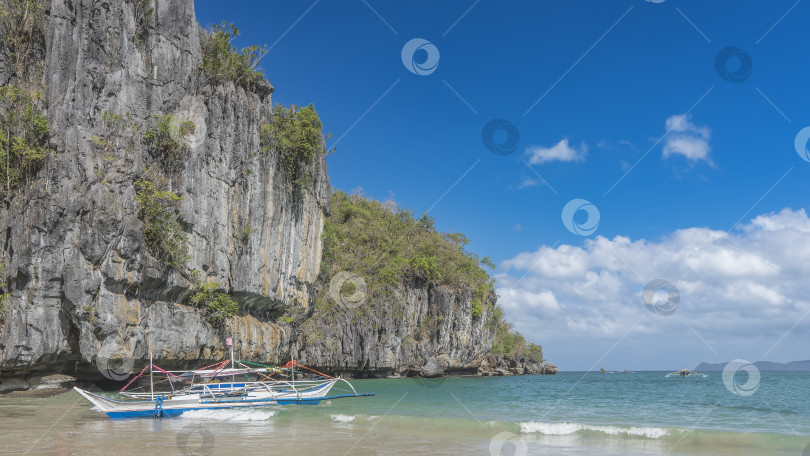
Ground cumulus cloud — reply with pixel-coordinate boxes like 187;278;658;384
497;208;810;369
525;139;586;165
662;114;712;162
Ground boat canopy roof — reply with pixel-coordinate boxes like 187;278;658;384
177;368;269;378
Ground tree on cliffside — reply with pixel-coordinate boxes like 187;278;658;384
0;0;51;197
490;320;544;363
134;177;189;270
199;22;268;92
0;85;49;195
260;104;327;191
0;0;48;83
317;190;497;316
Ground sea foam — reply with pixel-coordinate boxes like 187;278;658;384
180;408;278;421
519;421;670;439
330;414;357;423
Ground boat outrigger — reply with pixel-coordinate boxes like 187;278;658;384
74;352;374;419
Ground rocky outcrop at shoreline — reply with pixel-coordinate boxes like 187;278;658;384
477;356;558;376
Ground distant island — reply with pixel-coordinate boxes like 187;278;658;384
695;360;810;371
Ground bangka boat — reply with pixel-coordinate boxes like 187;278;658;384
74;355;374;418
665;368;706;378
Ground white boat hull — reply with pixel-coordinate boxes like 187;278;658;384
74;379;339;418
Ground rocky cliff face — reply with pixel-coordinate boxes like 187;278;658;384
0;0;326;377
296;280;497;377
0;0;549;390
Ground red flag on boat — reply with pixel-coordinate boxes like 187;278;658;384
226;338;233;346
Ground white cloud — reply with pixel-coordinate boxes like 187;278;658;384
662;114;712;162
525;139;586;165
497;208;810;369
517;177;539;190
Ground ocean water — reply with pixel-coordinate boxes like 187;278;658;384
1;372;808;455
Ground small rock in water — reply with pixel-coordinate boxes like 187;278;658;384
421;357;446;378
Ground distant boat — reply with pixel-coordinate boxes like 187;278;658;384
665;368;706;378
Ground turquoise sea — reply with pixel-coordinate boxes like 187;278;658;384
1;372;809;455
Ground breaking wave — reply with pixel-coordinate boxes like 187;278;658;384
520;421;671;439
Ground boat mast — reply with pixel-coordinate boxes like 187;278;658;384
227;337;235;383
149;351;154;401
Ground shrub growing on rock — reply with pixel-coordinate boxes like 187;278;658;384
260;104;325;191
0;0;48;82
0;85;50;195
199;22;268;91
319;190;497;315
134;179;188;270
191;282;240;328
490;320;544;363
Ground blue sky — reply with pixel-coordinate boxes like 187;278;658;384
195;1;810;370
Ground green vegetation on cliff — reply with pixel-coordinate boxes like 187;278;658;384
490;320;544;362
199;22;268;91
320;190;496;303
260;104;326;190
143;114;193;160
191;282;240;327
134;177;189;270
0;261;9;317
316;189;545;360
0;0;48;82
0;0;52;197
0;85;50;195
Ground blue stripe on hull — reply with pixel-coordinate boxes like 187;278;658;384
105;404;257;419
276;400;321;405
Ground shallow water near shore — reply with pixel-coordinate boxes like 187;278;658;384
1;372;808;455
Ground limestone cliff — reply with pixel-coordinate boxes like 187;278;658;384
0;0;326;377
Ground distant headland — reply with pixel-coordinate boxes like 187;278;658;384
695;360;810;371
